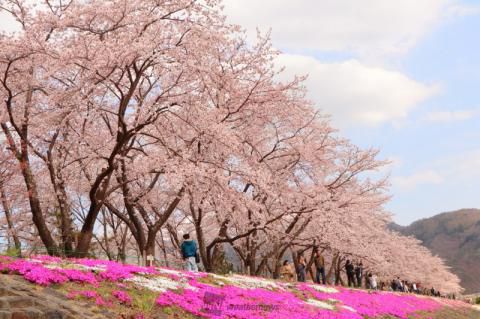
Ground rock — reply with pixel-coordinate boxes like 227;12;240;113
10;312;29;319
0;310;12;319
0;288;8;297
3;297;36;309
0;275;109;319
0;299;10;309
42;289;65;300
44;310;65;319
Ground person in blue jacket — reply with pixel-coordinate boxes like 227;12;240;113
181;233;198;271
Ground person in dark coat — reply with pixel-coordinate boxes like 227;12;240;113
345;260;355;287
180;233;198;272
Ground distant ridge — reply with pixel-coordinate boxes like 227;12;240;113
392;208;480;294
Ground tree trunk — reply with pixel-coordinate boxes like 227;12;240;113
1;123;59;256
21;159;59;255
158;228;169;267
145;230;157;266
47;162;74;256
195;222;211;271
306;247;316;281
327;253;338;285
75;202;101;257
335;257;345;286
100;209;113;260
0;187;21;256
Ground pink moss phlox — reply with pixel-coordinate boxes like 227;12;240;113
6;259;68;286
95;295;112;307
156;278;349;319
116;282;128;289
58;268;98;285
2;256;469;318
112;290;132;305
73;257;157;281
299;284;442;319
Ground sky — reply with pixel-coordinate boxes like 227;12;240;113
1;1;479;225
222;0;480;225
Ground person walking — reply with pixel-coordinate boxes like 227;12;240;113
354;262;363;288
345;260;355;287
279;260;295;282
314;249;327;285
297;255;307;282
181;233;198;272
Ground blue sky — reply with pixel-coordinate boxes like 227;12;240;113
223;0;480;225
352;9;480;225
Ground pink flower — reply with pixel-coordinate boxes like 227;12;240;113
112;290;132;305
58;269;98;285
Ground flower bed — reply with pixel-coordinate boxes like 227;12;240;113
0;255;474;319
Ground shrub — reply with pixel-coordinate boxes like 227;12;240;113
3;247;21;258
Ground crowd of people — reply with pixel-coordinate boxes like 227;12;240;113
278;253;378;289
180;235;452;298
277;251;453;298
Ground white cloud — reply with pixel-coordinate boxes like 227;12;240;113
392;170;444;191
446;3;480;16
392;150;480;192
223;0;474;58
424;110;478;123
276;54;438;127
437;150;480;180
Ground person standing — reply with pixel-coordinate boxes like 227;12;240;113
354;262;363;288
181;233;198;272
394;277;402;292
314;249;327;285
297;255;307;282
345;260;355;287
368;273;378;290
279;260;295;282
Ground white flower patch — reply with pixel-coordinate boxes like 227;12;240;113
305;299;335;310
27;259;44;264
472;305;480;312
224;274;283;290
309;284;339;293
126;275;197;292
71;264;106;272
342;305;357;312
156;268;187;277
43;264;63;270
126;275;180;292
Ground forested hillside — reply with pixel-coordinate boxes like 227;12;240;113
393;209;480;294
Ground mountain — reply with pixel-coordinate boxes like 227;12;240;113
392;208;480;294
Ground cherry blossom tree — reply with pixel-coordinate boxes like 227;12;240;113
0;0;463;294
